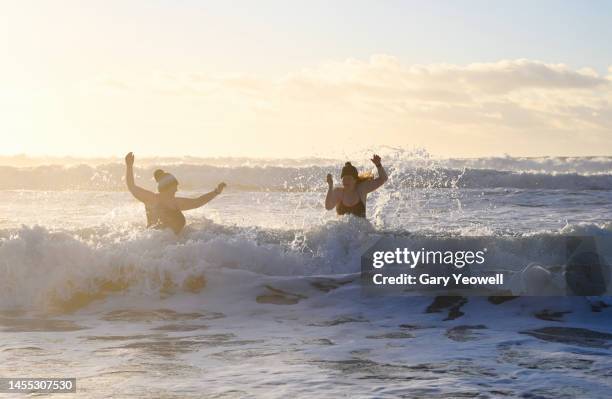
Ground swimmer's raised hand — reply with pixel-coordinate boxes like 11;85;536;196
326;173;333;187
125;152;135;167
371;154;382;167
215;182;227;194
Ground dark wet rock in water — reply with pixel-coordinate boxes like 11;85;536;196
309;277;353;293
308;315;368;327
521;327;612;349
445;325;488;342
366;331;415;339
426;296;467;320
256;285;307;305
398;324;429;330
521;386;592;399
590;300;610;313
534;309;571;322
487;296;518;305
565;238;609;296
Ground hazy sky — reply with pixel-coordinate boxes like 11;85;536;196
1;0;611;158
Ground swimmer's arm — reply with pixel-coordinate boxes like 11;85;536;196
325;187;341;211
176;183;226;210
360;164;388;194
125;152;156;203
359;155;388;194
175;192;217;210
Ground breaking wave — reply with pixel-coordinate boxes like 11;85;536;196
2;155;612;191
1;221;611;311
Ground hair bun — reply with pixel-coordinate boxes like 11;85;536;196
345;162;352;166
153;169;165;182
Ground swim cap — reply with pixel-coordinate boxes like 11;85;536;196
341;162;359;179
154;169;178;191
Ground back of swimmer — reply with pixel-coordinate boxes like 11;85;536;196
125;152;226;234
145;169;186;234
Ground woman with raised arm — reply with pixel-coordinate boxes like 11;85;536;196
125;152;226;234
325;154;388;218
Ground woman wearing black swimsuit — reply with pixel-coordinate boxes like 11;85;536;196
325;154;388;218
125;152;226;234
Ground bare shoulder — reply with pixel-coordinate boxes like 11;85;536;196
359;177;385;194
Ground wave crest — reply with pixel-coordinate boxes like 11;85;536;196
2;221;611;311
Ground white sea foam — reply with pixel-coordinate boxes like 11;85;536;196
1;219;611;311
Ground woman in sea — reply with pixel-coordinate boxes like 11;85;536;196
125;152;226;234
325;154;388;218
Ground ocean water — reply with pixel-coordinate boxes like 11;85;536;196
1;152;612;398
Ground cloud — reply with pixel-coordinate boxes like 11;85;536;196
269;57;611;130
437;59;605;93
91;56;612;156
279;56;607;95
